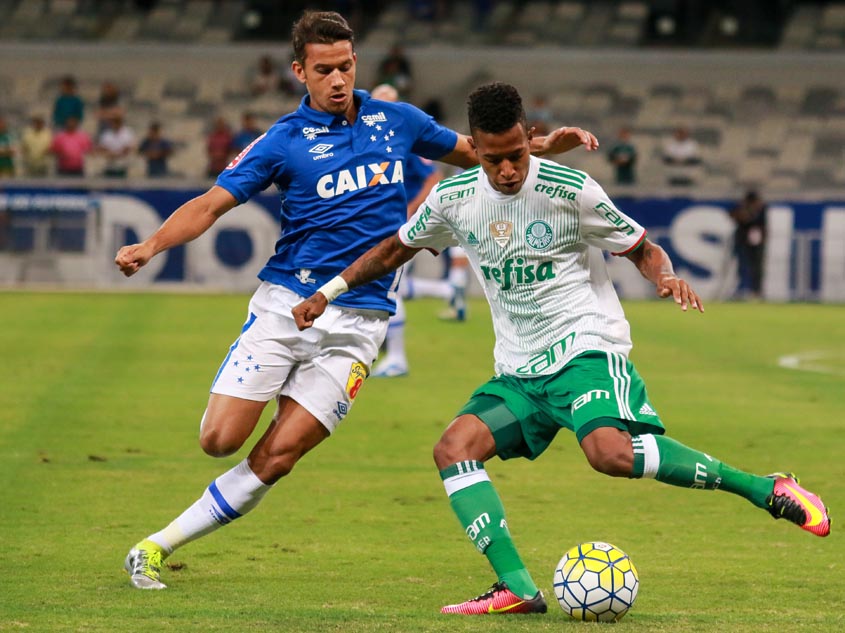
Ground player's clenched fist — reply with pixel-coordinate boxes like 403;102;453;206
292;293;329;331
115;243;154;277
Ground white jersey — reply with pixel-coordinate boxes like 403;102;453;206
398;156;646;377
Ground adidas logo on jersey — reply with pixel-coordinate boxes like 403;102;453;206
467;231;479;245
639;403;657;416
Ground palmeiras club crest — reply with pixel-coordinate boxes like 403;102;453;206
525;220;553;250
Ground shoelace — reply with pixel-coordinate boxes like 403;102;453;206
470;582;507;602
133;549;163;579
771;495;808;524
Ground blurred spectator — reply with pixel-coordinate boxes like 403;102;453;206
49;116;91;176
0;116;14;178
607;127;638;185
662;126;701;186
138;121;173;178
280;54;307;97
52;76;85;128
251;55;280;96
206;116;233;179
409;0;447;21
526;94;554;135
375;45;413;99
232;112;262;153
472;0;494;30
20;114;52;177
730;189;767;299
98;113;136;178
422;97;445;123
96;82;123;134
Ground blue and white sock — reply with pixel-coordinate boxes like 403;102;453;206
148;459;272;554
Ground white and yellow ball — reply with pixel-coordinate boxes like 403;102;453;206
553;541;639;622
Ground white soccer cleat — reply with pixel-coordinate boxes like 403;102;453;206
124;540;168;589
371;361;409;378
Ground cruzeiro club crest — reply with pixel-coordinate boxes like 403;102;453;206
525;220;553;250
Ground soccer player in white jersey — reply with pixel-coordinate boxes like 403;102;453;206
292;82;831;615
115;13;598;591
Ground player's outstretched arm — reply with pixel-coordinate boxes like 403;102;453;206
530;126;599;155
439;126;599;168
292;235;420;330
625;239;704;313
114;186;238;277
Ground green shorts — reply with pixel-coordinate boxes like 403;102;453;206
457;351;665;461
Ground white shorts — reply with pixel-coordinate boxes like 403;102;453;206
211;281;388;433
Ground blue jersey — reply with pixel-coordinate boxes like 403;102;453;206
404;154;437;202
216;90;457;313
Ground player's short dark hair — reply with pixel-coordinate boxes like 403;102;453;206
467;82;527;135
292;11;354;64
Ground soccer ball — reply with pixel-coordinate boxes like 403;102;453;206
552;541;639;622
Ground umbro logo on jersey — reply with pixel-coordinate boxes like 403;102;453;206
639;403;657;416
467;231;479;245
309;143;335;161
302;125;330;141
362;112;388;126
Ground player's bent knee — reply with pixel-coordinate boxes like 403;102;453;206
432;416;494;469
584;449;631;477
199;432;242;458
199;421;247;457
581;428;633;477
433;437;458;469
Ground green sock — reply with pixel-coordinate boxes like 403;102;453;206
440;461;538;599
631;434;774;509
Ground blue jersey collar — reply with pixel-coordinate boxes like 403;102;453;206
297;89;371;126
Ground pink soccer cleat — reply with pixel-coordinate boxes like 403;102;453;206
441;582;547;615
766;473;831;537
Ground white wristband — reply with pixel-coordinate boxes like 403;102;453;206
317;276;349;303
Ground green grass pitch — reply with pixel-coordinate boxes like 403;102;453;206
0;291;842;632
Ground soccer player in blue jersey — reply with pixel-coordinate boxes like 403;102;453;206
115;11;598;590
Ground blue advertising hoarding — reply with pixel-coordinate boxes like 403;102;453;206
0;185;843;301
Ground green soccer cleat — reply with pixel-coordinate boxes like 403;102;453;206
124;539;168;589
766;473;831;537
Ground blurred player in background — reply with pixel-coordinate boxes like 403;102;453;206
115;12;598;591
292;82;831;615
368;83;470;378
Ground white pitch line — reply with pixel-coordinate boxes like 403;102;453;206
777;351;845;377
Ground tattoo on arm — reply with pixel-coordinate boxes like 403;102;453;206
343;236;419;290
629;240;674;284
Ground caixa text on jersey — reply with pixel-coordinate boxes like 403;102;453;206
316;161;404;199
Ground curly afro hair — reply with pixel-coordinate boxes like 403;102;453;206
467;82;527;135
